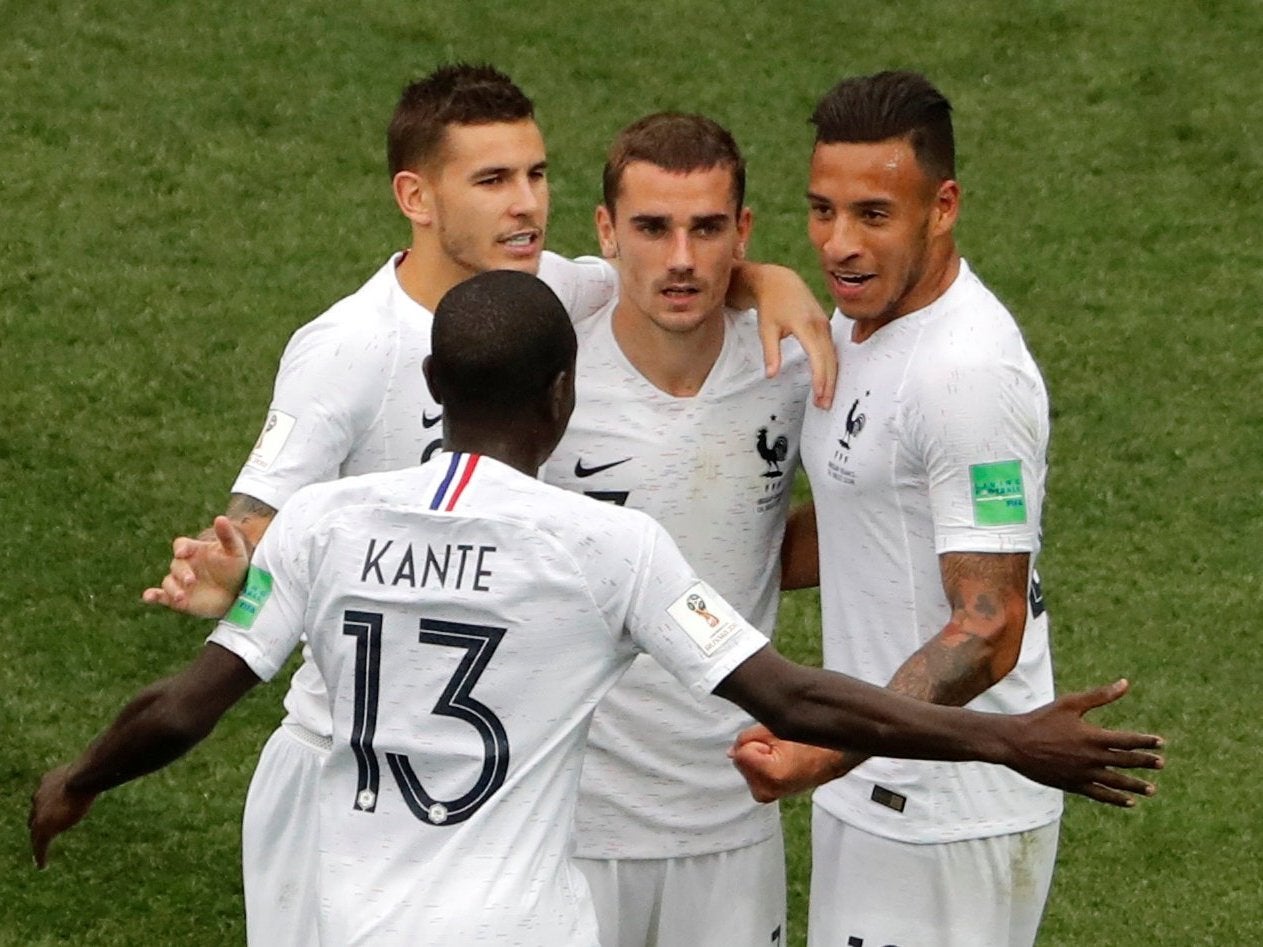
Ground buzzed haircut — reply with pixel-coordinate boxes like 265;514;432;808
811;71;956;182
387;63;535;176
602;112;746;216
431;270;577;419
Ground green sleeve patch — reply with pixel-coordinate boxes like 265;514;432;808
225;565;274;629
970;460;1027;526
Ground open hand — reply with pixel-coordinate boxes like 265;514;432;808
141;516;249;619
1008;679;1164;807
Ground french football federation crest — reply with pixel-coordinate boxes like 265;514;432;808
756;419;789;477
838;393;868;450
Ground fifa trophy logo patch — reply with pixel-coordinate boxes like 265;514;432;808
669;582;741;656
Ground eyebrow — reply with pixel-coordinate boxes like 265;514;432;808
806;192;895;212
628;212;732;227
852;198;895;212
468;159;548;180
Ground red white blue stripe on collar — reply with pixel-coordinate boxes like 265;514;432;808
430;452;481;511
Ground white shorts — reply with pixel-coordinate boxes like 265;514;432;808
808;804;1059;947
574;833;787;947
241;723;329;947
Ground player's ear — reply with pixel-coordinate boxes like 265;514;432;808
422;356;443;404
547;368;575;434
394;169;435;227
930;179;960;237
734;206;753;260
595;205;618;259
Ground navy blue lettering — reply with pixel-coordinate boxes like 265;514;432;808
360;538;392;583
423;544;450;586
473;546;495;591
391;545;416;586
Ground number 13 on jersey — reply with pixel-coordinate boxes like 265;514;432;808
342;609;511;826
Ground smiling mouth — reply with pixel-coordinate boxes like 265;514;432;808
499;231;540;248
832;272;875;287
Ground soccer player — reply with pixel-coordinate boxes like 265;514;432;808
32;269;1164;947
731;71;1091;946
139;66;831;945
541;113;811;946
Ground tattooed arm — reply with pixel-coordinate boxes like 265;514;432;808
731;551;1031;800
141;494;278;618
884;551;1030;704
223;493;278;551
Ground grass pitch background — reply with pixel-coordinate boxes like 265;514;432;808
3;1;1260;943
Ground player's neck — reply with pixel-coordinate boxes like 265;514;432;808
611;303;725;398
851;244;961;344
442;426;551;479
395;242;471;313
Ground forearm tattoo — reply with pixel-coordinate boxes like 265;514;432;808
889;552;1031;707
226;493;278;522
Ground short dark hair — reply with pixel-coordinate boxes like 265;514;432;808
810;71;955;181
602;112;746;216
387;63;535;176
431;270;576;419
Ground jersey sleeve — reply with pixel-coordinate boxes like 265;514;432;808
903;355;1047;555
231;315;391;510
537;252;618;324
207;489;317;680
618;517;769;698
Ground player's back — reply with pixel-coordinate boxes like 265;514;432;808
299;452;654;946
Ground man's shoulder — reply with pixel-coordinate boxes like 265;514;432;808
571;294;618;343
934;262;1024;340
538;252;618;322
295;254;405;330
508;475;663;559
277;468;400;524
278;256;414;366
719;306;813;393
909;265;1034;374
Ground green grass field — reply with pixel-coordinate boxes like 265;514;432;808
3;1;1261;943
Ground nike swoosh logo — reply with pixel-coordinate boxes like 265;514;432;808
422;411;443;429
574;457;632;478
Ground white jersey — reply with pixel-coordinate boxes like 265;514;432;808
210;453;769;946
541;300;812;858
801;260;1062;844
230;252;617;738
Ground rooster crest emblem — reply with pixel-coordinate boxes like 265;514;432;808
756;426;789;478
838;397;867;450
686;593;720;627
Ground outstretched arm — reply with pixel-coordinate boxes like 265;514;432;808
728;261;836;409
29;643;261;867
142;495;277;618
715;645;1162;807
734;551;1033;799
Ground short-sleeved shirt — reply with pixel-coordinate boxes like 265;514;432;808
230;253;618;738
801;260;1062;844
541;299;812;858
210;453;769;946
